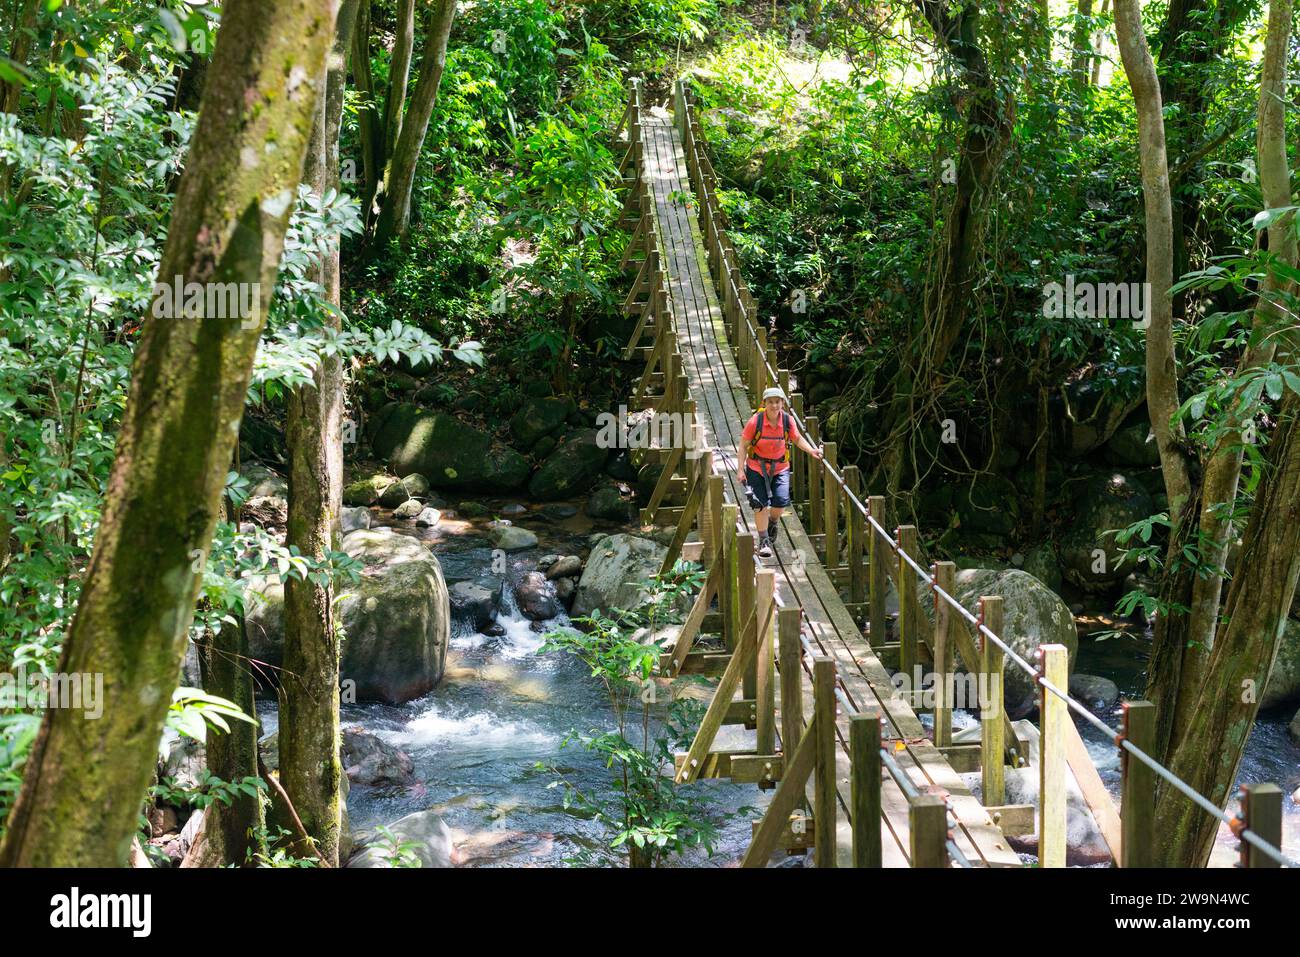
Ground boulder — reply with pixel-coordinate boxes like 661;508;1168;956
1106;418;1161;468
344;473;398;507
514;571;559;621
539;503;578;521
393;498;424;519
1021;542;1062;594
528;429;609;500
348;810;456;868
1060;372;1145;456
242;494;287;529
1287;708;1299;747
1068;673;1120;712
1261;617;1300;711
953;475;1020;537
488;522;537;552
342;728;415;787
1059;472;1155;593
573;534;668;616
545;555;583;580
401;473;431;499
554;577;576;607
509;396;571;448
245;529;449;704
586;484;636;522
240;463;288;500
340;507;371;533
916;567;1077;718
371;403;529;492
415;507;441;527
378;480;412;509
448;578;503;631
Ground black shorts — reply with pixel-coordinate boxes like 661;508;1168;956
745;466;791;509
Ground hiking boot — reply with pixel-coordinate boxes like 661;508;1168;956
757;535;774;559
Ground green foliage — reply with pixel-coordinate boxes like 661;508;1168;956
537;566;721;867
372;824;423;868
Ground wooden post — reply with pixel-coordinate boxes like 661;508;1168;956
720;503;738;652
909;794;949;868
897;525;919;674
1119;699;1156;868
755;570;776;756
979;596;1005;807
705;474;723;564
790;394;805;505
738;532;756;704
867;495;887;648
778;609;803;755
753;327;768;405
932;562;956;748
845;466;866;605
813;657;837;868
1240;783;1282;868
850;710;882;868
806;416;822;535
822;441;839;569
1038;643;1069;868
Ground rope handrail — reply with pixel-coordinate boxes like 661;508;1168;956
670;82;1296;869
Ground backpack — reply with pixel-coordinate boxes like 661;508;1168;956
746;410;792;465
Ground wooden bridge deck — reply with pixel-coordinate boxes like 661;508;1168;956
637;109;1021;867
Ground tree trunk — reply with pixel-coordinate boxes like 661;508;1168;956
0;0;338;868
369;0;456;253
352;0;382;224
197;618;265;866
1069;0;1095;90
382;0;416;163
1113;0;1193;518
1147;0;1297;797
280;0;359;867
1159;390;1300;866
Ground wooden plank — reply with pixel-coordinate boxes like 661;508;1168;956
1062;716;1121;862
741;715;819;868
986;803;1035;837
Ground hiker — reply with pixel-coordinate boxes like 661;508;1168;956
735;387;822;559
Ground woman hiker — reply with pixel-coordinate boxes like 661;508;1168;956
735;387;822;559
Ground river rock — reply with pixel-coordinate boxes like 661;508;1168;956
448;577;503;631
371;403;530;492
401;473;431;499
488;522;537;552
378;479;412;508
457;500;491;518
1106;417;1161;467
554;577;576;607
240;463;288;500
245;529;449;703
1068;674;1119;712
1059;472;1155;593
545;555;583;580
573;533;668;616
393;498;424;519
342;728;415;787
1288;708;1300;746
1022;542;1062;594
606;450;638;482
514;571;559;621
528;429;609;500
914;567;1076;718
348;810;456;868
344;473;398;507
1060;373;1145;456
340;506;371;533
586;484;636;522
415;507;441;527
1261;617;1300;711
540;503;578;521
509;396;572;448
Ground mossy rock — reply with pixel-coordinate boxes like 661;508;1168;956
344;473;399;507
528;429;609;500
509;397;572;449
371;403;529;492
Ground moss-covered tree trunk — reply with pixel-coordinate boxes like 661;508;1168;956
280;0;359;867
197;618;265;866
369;0;456;252
0;0;339;868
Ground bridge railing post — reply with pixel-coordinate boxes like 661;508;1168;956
897;525;920;673
850;709;882;867
909;793;950;868
790;393;806;507
867;495;888;648
755;568;776;757
813;656;837;868
1239;782;1283;868
932;561;956;749
778;608;803;759
721;503;738;653
1038;643;1069;868
806;416;822;534
822;441;839;569
844;466;866;608
978;595;1005;807
1119;699;1156;867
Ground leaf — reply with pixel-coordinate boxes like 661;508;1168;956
158;7;188;52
